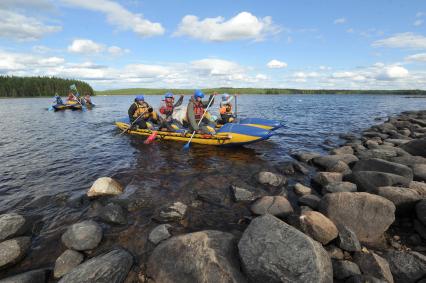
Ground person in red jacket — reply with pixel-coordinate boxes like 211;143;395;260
158;92;184;131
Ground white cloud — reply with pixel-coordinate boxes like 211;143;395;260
0;50;65;71
68;39;105;54
414;19;424;26
373;32;426;49
406;53;426;62
174;11;280;42
267;59;287;69
107;46;130;56
376;65;409;80
334;18;346;24
0;0;54;10
0;9;61;41
319;66;331;70
61;0;164;37
256;74;268;80
191;58;244;76
417;12;425;18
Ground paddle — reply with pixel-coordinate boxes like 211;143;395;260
69;84;86;111
234;93;238;118
183;93;216;150
144;131;158;144
118;109;148;136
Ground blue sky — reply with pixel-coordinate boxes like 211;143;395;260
0;0;425;90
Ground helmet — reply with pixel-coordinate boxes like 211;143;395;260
135;95;144;101
165;92;174;99
222;93;230;101
194;89;204;99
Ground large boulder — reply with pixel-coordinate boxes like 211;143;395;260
417;199;426;226
313;172;343;187
376;186;422;215
348;171;411;193
353;252;393;283
61;220;102;251
400;138;426;157
58;248;133;283
54;249;84;278
256;171;285;187
382;250;426;283
87;177;123;197
413;164;426;182
0;269;47;283
0;213;28;241
147;230;245;283
238;214;332;283
319;192;395;243
250;196;293;217
0;237;31;269
299;211;338;245
352;158;413;180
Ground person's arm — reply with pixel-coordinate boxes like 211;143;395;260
128;104;137;121
174;95;184;108
203;94;215;108
187;101;199;131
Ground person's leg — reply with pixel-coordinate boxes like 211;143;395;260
135;119;148;129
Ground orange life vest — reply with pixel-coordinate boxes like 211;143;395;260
160;101;174;116
220;104;232;115
193;101;205;120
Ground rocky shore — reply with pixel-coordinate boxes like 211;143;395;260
1;110;426;282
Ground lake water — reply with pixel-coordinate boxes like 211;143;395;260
1;94;426;276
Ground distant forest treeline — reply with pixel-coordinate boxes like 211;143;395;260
96;87;426;96
0;76;94;97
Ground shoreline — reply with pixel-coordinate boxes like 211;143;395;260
0;110;425;282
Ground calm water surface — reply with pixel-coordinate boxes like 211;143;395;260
1;94;426;275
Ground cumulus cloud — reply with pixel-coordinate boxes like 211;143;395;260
267;59;287;69
372;32;426;49
107;46;130;56
68;39;129;56
191;58;244;76
0;9;61;41
414;19;424;27
334;18;346;24
0;50;65;72
174;11;280;42
375;65;409;80
61;0;164;37
406;53;426;62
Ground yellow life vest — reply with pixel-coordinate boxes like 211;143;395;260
133;102;150;118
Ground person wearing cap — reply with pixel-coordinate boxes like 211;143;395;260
218;93;235;124
128;95;158;129
186;89;216;134
158;92;184;131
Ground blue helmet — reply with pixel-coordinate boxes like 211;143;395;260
222;93;230;101
135;95;144;101
194;89;204;99
165;92;174;99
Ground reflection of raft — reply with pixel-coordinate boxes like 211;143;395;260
115;119;274;146
52;103;82;111
218;118;284;131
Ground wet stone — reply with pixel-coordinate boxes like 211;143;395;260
250;196;293;217
0;213;28;242
149;224;172;245
0;236;31;269
157;202;187;222
298;194;321;210
61;220;103;251
98;203;127;225
54;249;84;279
294;183;312;196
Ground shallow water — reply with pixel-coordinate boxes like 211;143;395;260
1;94;426;277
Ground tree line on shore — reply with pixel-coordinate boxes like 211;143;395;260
0;76;94;97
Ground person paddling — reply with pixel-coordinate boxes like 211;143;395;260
219;93;235;124
186;90;216;134
128;95;159;129
54;93;64;105
159;92;184;131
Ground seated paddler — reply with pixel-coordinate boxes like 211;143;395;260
186;90;216;134
128;95;159;129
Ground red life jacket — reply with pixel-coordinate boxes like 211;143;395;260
193;101;204;120
160;102;174;116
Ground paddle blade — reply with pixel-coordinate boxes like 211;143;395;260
48;106;54;111
183;142;190;151
144;131;157;144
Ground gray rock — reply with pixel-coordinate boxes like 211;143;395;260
149;224;172;245
414;220;426;240
323;182;357;195
348;171;411;193
147;230;245;283
314;172;343;187
293;162;310;175
58;248;133;283
238;214;333;283
313;154;358;168
0;269;47;283
251;196;293;217
158;202;187;222
352;158;413;180
293;151;321;163
300;211;338;245
386;139;410;146
319;192;395;243
410;181;426;196
389;155;426;167
332;260;361;280
0;213;28;242
417;200;426;226
337;225;361;252
298;194;321;210
353;252;394;283
99;203;127;225
54;249;84;278
230;184;255;202
400;138;426;157
256;171;285;187
0;237;31;269
330;146;354;155
61;220;102;251
87;177;123;197
413;164;426;182
376;186;422;215
325;245;344;260
382;250;426;283
294;183;312;196
363;131;389;140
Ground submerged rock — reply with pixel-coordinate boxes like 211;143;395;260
230;183;256;202
250;196;293;217
353;252;394;283
239;214;332;283
54;249;84;279
87;177;123;197
147;230;245;283
99;203;127;225
0;213;28;241
319;192;395;243
148;224;172;245
61;220;102;251
0;269;47;283
256;171;286;187
157;202;187;222
0;237;31;269
58;248;133;283
299;211;338;245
